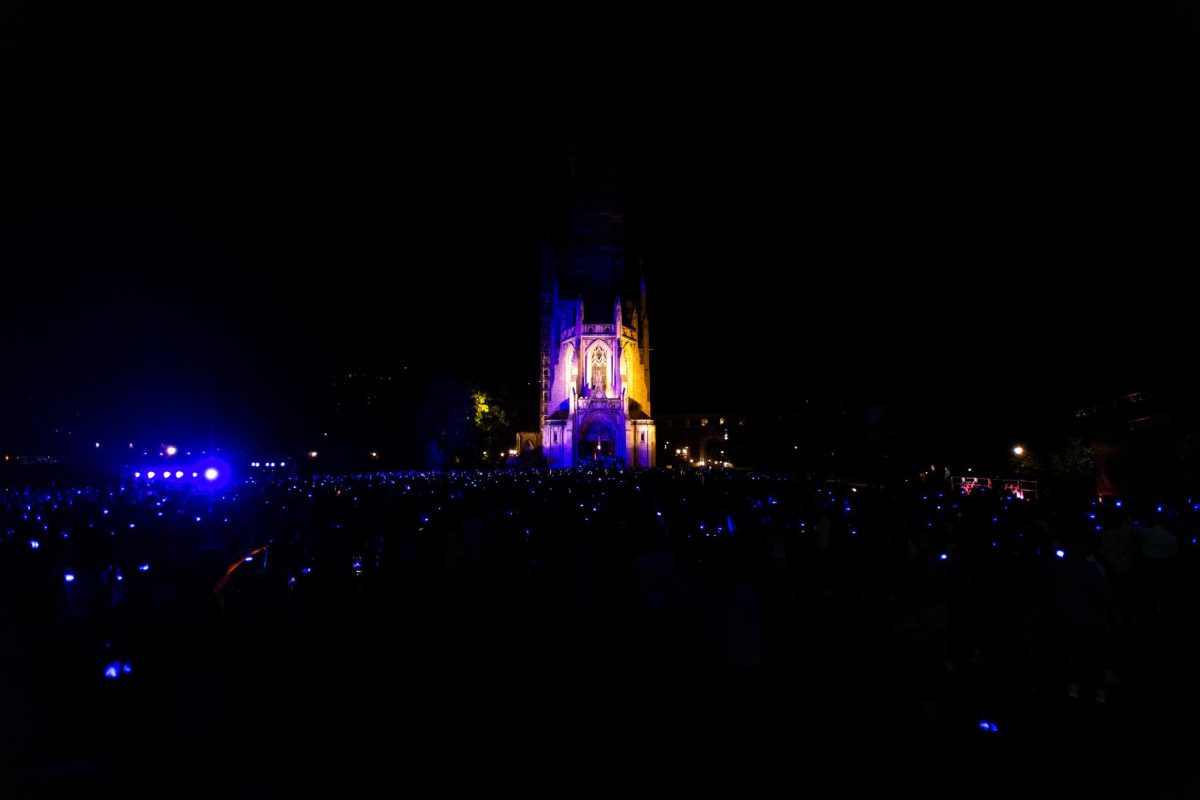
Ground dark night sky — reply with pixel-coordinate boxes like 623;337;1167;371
4;2;1200;451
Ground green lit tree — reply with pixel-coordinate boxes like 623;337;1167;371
472;389;511;464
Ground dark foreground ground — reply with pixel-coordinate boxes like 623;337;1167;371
2;469;1198;797
7;586;1198;798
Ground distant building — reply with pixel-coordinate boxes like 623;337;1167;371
656;414;745;467
1076;390;1182;497
319;371;406;467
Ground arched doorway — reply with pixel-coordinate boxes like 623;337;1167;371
579;417;618;461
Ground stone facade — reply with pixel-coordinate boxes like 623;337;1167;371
541;289;655;467
535;97;655;467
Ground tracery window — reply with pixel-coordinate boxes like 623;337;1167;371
590;346;609;396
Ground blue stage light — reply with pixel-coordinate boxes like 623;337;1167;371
64;571;75;582
147;471;155;479
204;468;219;481
1056;549;1065;558
138;563;150;572
175;471;183;479
29;540;39;550
103;661;132;679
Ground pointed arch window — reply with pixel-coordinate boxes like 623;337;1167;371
589;345;609;397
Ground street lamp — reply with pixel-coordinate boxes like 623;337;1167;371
1012;445;1024;456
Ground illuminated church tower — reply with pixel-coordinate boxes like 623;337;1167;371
539;98;655;467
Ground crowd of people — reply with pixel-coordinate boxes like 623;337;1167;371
3;466;1199;796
